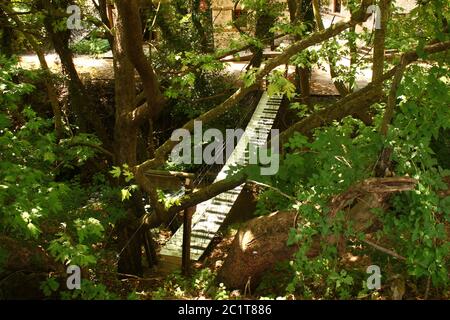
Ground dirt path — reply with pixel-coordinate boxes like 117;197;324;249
19;53;115;80
19;53;372;96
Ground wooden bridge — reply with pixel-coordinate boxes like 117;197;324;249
159;92;283;270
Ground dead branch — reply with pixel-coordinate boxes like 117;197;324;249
330;177;417;217
361;238;407;261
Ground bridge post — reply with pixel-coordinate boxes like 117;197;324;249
182;178;195;276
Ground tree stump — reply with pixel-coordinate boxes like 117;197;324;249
217;211;299;290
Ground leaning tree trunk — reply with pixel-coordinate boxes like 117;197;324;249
217;211;299;290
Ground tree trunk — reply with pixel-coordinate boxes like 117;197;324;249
297;67;311;103
39;0;110;145
115;0;165;121
312;0;350;96
288;0;314;102
96;0;114;48
372;0;391;97
217;211;299;290
248;10;276;69
112;2;150;276
192;0;215;53
155;2;188;50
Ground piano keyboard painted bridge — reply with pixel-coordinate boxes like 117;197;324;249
159;92;282;269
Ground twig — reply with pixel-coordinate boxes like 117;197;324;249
424;275;431;300
361;238;407;261
96;271;162;281
65;141;115;160
117;273;161;281
150;2;161;30
244;276;252;297
360;238;429;271
248;180;300;204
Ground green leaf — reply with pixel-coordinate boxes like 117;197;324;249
121;188;131;201
110;166;121;178
75;218;105;243
0;114;11;128
40;278;60;297
44;151;56;163
440;196;450;216
123;170;134;183
241;68;258;88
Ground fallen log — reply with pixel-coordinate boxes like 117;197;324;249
217;177;418;290
216;211;299;291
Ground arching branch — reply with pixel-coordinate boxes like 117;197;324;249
136;0;374;172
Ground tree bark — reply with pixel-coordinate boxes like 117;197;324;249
217;211;299;290
250;8;277;69
115;0;165;122
39;0;110;145
288;0;314;102
94;0;114;48
112;2;151;276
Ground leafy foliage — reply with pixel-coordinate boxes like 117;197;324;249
70;38;110;55
251;63;450;298
1;0;449;301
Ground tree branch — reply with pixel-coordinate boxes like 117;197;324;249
141;171;247;229
379;56;408;136
277;40;450;145
136;0;374;172
361;238;406;261
65;141;115;160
